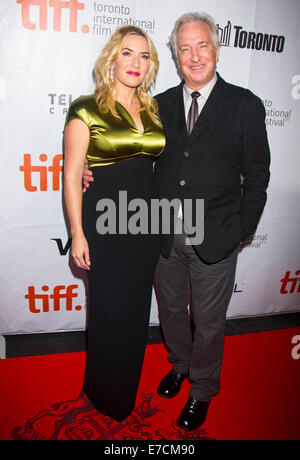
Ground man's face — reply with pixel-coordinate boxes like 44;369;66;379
177;20;220;90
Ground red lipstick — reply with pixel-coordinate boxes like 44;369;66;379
127;71;140;76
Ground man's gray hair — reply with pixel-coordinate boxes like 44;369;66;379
169;12;221;58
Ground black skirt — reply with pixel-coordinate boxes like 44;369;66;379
82;157;161;421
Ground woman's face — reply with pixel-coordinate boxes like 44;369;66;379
113;34;150;90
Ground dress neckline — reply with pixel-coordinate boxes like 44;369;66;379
116;101;145;135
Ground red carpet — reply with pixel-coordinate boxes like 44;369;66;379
0;327;299;440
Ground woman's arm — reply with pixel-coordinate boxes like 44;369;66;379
64;119;91;270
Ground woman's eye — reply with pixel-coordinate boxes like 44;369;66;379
141;55;150;60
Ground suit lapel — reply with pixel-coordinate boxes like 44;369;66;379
162;75;228;146
188;74;226;143
167;81;189;146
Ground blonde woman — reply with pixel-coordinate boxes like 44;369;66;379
64;26;165;421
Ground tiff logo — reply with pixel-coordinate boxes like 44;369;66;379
19;153;63;191
280;270;300;294
25;284;82;312
16;0;90;33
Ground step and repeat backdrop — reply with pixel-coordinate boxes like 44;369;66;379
0;0;299;335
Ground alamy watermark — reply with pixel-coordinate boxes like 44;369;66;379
291;335;300;360
95;191;204;245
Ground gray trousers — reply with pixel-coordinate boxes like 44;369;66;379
154;228;238;401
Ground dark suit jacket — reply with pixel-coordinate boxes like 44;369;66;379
154;73;270;263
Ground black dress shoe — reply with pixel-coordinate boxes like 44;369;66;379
157;370;188;399
177;397;210;431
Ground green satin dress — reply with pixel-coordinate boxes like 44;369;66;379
65;95;165;421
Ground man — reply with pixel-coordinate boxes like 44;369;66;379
152;12;270;432
83;12;270;431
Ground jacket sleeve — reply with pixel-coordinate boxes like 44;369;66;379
239;94;271;240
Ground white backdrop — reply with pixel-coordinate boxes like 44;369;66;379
0;0;300;335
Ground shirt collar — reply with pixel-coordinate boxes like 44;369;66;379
183;73;218;102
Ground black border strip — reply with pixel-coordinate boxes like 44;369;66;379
2;312;300;359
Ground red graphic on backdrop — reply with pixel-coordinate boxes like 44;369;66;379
16;0;89;33
25;284;82;313
280;270;300;294
10;392;212;440
19;153;63;191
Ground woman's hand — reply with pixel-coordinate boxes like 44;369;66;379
71;233;91;270
83;160;94;192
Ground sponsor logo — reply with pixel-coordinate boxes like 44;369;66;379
19;153;63;191
49;93;73;115
216;20;285;53
280;270;300;294
233;282;244;293
52;238;72;255
216;20;232;47
25;284;82;313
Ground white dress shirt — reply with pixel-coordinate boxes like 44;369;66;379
182;72;218;121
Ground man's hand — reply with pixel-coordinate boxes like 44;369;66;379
82;160;94;192
239;234;254;250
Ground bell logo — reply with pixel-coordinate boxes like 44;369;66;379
280;270;300;294
16;0;90;33
25;284;82;313
19;153;63;191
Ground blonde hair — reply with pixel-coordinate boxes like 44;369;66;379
94;26;161;126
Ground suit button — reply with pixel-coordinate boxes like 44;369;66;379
180;180;186;186
184;151;189;157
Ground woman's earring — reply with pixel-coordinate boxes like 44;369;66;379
109;66;115;83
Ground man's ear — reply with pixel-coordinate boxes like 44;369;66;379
216;45;221;64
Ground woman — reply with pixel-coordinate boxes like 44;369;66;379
64;26;165;421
